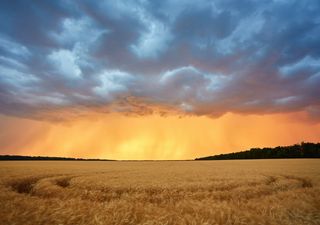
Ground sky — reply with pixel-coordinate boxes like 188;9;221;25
0;0;320;160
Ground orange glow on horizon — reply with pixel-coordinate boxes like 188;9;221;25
1;112;320;160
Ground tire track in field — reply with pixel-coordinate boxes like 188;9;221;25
281;175;313;188
9;176;43;194
5;173;314;203
7;174;76;196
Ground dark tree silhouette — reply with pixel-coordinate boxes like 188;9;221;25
195;142;320;160
0;155;113;161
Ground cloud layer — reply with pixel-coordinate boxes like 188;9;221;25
0;0;320;120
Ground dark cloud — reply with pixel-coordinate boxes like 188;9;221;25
0;0;320;120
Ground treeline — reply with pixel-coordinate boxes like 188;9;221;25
0;155;113;161
195;142;320;160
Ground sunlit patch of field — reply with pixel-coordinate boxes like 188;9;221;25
0;160;319;225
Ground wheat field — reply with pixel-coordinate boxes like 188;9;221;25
0;159;319;225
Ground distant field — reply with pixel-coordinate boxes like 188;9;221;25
0;160;319;225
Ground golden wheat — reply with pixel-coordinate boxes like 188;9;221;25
0;159;319;225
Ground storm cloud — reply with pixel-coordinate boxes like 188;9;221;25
0;0;320;120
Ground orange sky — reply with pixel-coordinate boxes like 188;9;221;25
1;112;320;160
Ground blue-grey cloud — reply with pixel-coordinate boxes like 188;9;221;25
0;0;320;120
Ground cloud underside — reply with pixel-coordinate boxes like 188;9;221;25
0;0;320;120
